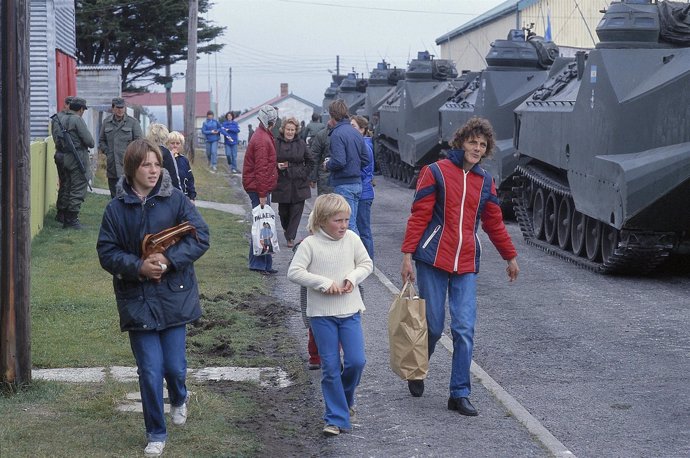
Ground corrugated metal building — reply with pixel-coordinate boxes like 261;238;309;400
29;0;77;139
436;0;602;71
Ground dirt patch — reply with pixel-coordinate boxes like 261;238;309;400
196;292;327;456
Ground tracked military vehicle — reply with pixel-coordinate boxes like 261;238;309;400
337;71;368;116
439;28;559;209
358;60;405;120
512;0;690;274
376;51;459;187
320;74;346;122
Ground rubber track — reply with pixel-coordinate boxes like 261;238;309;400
513;165;673;275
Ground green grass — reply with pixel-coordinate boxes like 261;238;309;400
0;163;311;457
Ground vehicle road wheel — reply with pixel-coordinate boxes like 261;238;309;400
571;210;586;256
601;224;620;265
585;216;602;262
532;187;545;240
557;197;573;250
544;191;559;244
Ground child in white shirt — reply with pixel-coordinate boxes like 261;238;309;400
287;193;373;436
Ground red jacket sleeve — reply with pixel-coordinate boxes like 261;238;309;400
481;179;517;260
401;165;436;253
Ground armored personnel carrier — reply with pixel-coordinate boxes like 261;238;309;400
320;74;346;122
376;51;459;187
358;60;405;120
512;0;690;274
336;71;368;116
439;28;559;209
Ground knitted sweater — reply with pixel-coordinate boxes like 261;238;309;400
287;229;373;317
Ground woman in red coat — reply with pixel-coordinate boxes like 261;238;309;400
243;105;279;274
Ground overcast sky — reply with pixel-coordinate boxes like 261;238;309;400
169;0;506;112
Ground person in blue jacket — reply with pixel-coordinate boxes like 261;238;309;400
221;111;241;173
326;99;370;233
97;138;210;457
350;115;375;260
201;110;222;172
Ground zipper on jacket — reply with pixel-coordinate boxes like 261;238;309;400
453;170;469;272
422;225;442;249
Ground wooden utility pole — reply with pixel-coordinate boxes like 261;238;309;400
165;63;173;131
1;0;32;387
184;0;198;161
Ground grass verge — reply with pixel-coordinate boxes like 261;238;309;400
0;165;321;457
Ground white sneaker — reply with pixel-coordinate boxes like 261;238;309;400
144;441;165;457
170;401;188;426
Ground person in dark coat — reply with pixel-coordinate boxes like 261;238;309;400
167;131;197;202
273;116;315;248
97;138;210;457
310;119;335;195
242;105;279;274
51;95;75;224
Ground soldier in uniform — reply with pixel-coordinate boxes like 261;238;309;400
51;95;74;223
99;97;143;197
61;97;95;229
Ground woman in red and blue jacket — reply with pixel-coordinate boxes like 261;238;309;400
400;117;520;416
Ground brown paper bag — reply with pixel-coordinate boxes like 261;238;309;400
388;281;428;381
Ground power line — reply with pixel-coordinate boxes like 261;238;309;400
276;0;483;16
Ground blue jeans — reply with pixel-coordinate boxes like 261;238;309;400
415;261;477;399
224;143;238;171
334;183;362;234
247;191;274;272
205;141;218;167
128;325;188;442
310;312;366;430
356;198;374;260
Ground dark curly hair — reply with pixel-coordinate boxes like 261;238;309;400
450;117;496;160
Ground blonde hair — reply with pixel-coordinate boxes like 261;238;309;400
147;123;170;145
167;130;185;149
307;194;351;233
279;116;300;136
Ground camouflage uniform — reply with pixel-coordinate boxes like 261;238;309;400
61;99;95;228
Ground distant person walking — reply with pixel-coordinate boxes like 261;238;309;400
287;193;373;436
201;110;222;173
327;99;370;233
247;124;255;143
242;105;279;274
167;131;196;203
274;116;314;248
400;117;519;415
350;115;375;259
56;97;95;229
99;97;144;198
97;138;210;458
221;111;241;173
51;95;74;224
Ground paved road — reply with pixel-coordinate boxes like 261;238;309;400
231;165;690;457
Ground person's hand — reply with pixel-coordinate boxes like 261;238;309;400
401;253;415;284
341;279;354;293
506;257;519;282
325;281;343;295
277;162;288;170
140;253;170;281
259;196;267;208
309;181;316;188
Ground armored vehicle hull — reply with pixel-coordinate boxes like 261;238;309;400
376;51;459;187
513;0;690;274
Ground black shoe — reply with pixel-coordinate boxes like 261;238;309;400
55;210;65;223
448;396;478;416
408;379;424;397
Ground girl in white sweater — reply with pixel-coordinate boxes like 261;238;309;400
287;193;373;436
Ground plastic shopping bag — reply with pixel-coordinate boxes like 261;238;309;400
251;204;280;256
388;281;428;381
